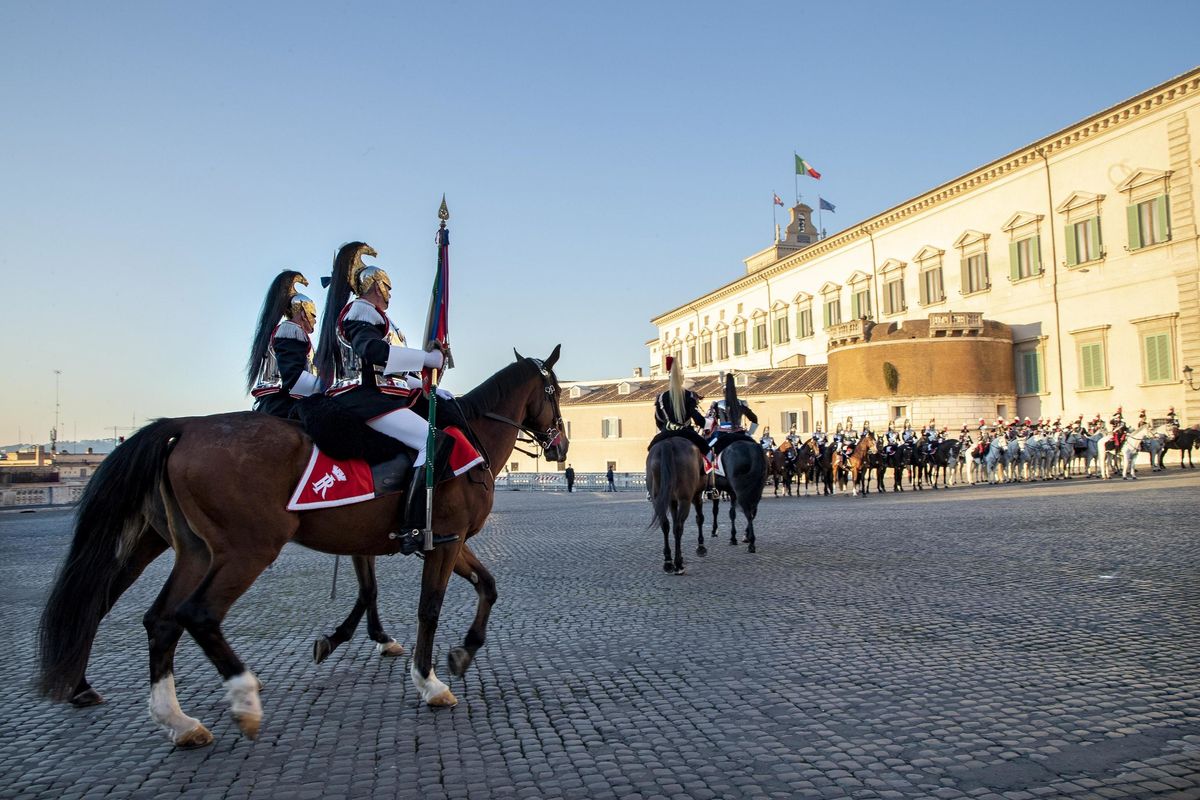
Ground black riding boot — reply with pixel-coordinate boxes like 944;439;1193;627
393;438;461;556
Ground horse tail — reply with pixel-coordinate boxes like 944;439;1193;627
649;446;675;531
38;418;183;701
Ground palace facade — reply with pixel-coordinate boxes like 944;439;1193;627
513;68;1200;474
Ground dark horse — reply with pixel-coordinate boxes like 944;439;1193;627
646;437;708;574
927;439;961;489
1159;426;1198;469
38;348;567;747
710;439;768;552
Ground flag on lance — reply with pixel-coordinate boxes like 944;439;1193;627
423;195;453;391
773;192;784;207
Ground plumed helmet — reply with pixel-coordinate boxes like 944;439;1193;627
247;270;313;393
1169;406;1175;412
664;355;675;372
1024;417;1032;424
315;242;379;386
978;417;985;424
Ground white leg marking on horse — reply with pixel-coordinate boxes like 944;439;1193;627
224;671;262;729
376;638;405;656
148;674;204;743
410;662;457;706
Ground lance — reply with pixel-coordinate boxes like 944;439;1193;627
422;196;453;551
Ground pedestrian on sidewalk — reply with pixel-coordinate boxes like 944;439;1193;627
565;464;575;492
606;466;616;492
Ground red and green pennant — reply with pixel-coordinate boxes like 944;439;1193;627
794;154;821;180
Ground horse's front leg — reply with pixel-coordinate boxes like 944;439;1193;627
694;496;707;557
410;542;461;707
447;545;496;677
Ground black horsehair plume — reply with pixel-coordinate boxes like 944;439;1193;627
246;270;306;393
315;242;374;387
725;372;742;428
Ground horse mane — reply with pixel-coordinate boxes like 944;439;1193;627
457;359;542;420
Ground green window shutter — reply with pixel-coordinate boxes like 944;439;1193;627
1081;344;1097;388
1064;224;1077;266
1008;241;1020;281
1127;204;1142;250
823;304;830;329
1022;351;1040;393
1030;236;1042;274
960;258;970;292
1155;195;1170;243
1090;215;1102;258
1145;333;1172;382
850;293;860;319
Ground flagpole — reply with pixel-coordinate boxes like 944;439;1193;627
818;201;823;240
424;197;451;552
772;194;777;240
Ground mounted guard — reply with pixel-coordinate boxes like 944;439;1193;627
314;241;456;551
650;355;710;463
248;270;321;419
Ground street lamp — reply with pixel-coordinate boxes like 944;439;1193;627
1184;364;1198;391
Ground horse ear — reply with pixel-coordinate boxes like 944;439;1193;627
513;348;524;362
545;344;561;370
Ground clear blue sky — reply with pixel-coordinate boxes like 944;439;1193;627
2;1;1197;446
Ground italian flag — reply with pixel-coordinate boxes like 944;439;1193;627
795;154;821;179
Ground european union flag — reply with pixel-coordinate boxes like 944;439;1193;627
819;197;836;212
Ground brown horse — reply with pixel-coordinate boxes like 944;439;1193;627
646;437;708;574
38;348;566;747
831;433;877;497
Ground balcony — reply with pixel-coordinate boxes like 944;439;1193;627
928;311;983;337
827;319;867;348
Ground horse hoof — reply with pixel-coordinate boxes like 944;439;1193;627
662;561;674;573
696;546;707;557
233;711;261;740
747;543;756;554
447;646;472;677
673;567;686;576
728;538;738;546
69;687;105;707
313;636;333;664
426;689;458;708
174;723;214;749
377;639;405;657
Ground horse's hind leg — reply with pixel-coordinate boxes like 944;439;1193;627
661;504;674;573
671;507;686;575
314;556;404;664
743;503;757;553
72;526;167;707
694;496;707;557
728;502;738;546
710;497;720;538
447;546;497;678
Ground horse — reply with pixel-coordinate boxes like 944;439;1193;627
792;438;822;496
845;433;877;497
37;347;567;747
890;442;913;491
1116;423;1151;479
709;438;767;552
1157;425;1199;469
814;441;835;496
927;439;961;489
984;435;1010;484
763;447;785;496
646;437;708;575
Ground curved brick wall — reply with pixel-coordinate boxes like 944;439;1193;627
828;336;1015;402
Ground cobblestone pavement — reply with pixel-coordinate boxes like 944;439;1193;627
2;470;1199;799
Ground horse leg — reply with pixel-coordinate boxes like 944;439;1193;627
661;502;674;573
314;556;388;664
358;557;405;656
446;545;497;678
672;504;686;575
710;496;720;538
728;501;738;546
743;501;757;554
71;527;167;707
694;496;707;557
409;541;462;707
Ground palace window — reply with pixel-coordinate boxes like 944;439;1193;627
1133;313;1178;384
717;328;729;360
601;417;622;439
851;286;871;319
1009;236;1042;280
919;266;944;306
963;253;989;294
771;305;789;345
687;343;696;367
883;278;905;315
796;307;813;338
1129;196;1171;249
1067;217;1102;265
1071;325;1110;391
732;320;747;356
700;330;713;365
823;297;841;329
752;313;768;351
1015;340;1045;396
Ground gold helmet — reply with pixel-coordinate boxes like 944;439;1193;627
287;274;317;329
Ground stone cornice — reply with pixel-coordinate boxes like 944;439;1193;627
651;66;1200;327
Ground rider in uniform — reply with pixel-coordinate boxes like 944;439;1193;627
1166;406;1180;433
812;422;827;448
759;427;776;451
786;424;801;448
651;355;709;457
248;270;321;419
314;242;454;550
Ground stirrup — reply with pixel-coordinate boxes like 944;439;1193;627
390;529;460;556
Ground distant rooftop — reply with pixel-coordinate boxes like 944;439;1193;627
563;365;828;405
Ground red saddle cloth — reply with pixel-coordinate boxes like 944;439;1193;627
287;427;483;511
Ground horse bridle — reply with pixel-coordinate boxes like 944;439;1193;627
484;359;565;459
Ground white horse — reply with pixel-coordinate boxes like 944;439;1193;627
984;435;1010;484
1117;424;1153;480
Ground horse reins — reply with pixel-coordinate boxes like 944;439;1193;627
483;359;565;460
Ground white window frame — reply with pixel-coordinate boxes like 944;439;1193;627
1070;325;1111;392
601;417;623;439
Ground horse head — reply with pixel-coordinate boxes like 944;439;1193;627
511;345;569;463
